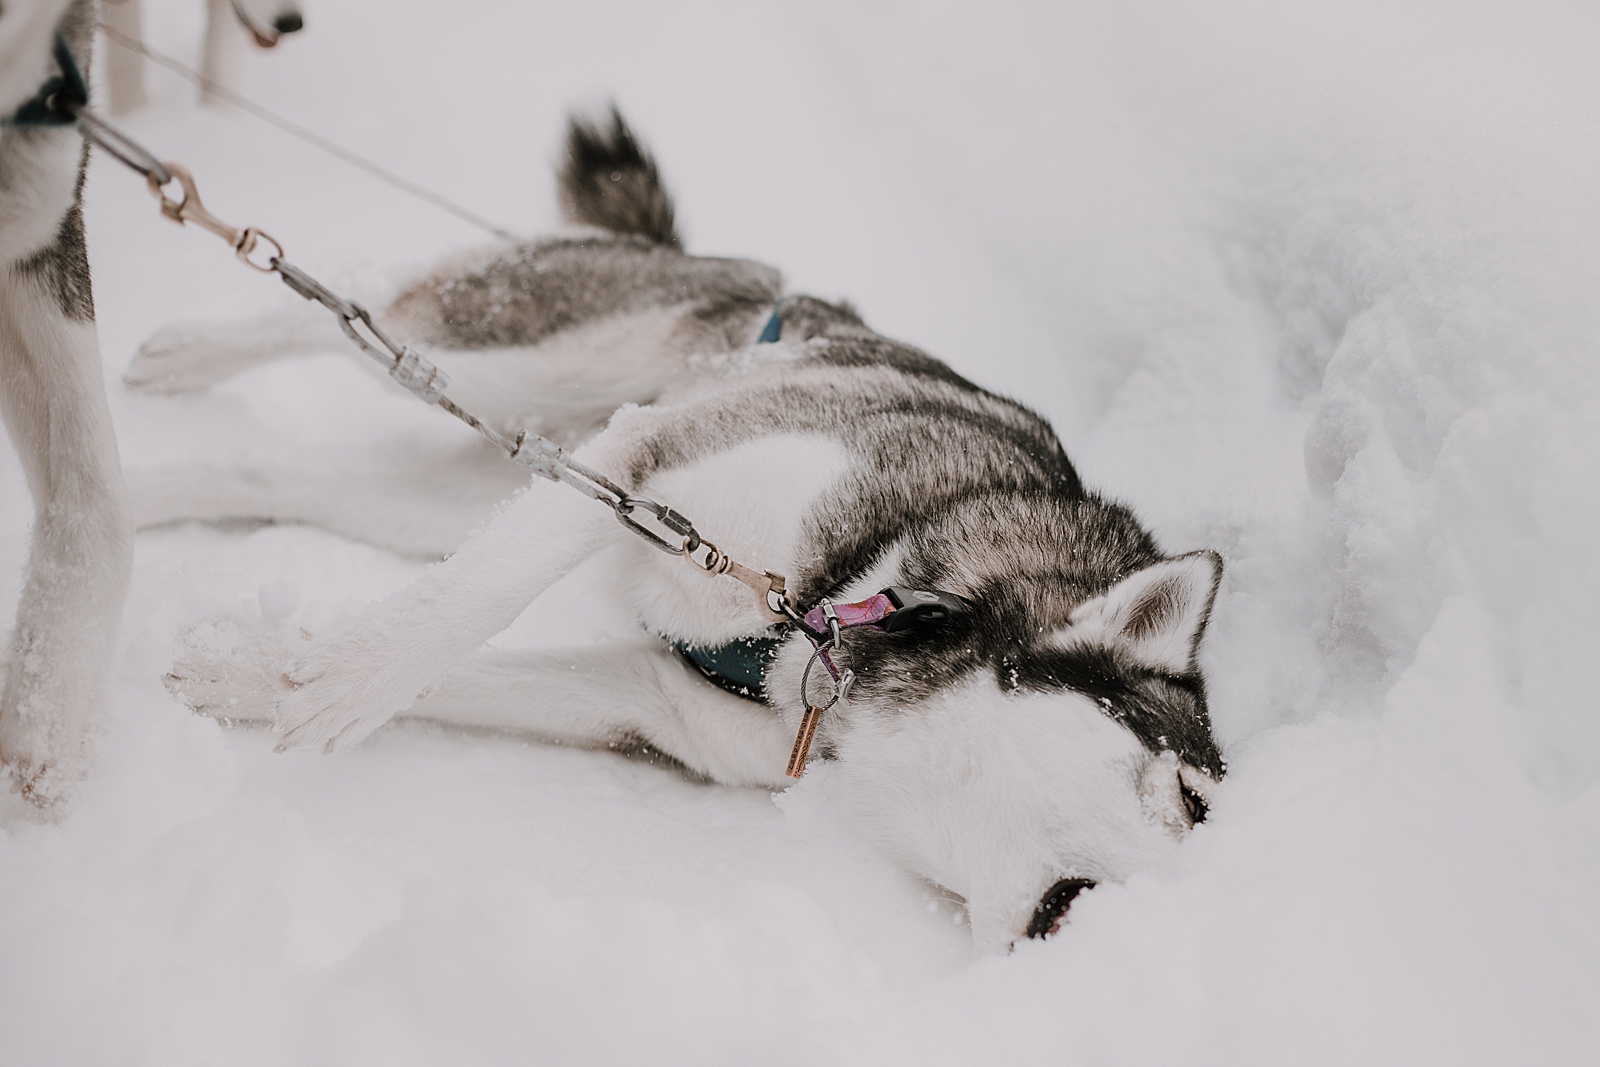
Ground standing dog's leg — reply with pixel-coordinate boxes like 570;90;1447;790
199;0;244;107
270;469;628;753
199;0;305;108
0;118;134;801
100;0;146;115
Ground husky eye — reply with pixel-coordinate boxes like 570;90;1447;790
1180;784;1208;825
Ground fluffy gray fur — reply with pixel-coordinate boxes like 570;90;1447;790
558;104;681;248
361;119;1225;774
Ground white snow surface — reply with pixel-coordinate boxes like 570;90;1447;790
4;0;1600;1062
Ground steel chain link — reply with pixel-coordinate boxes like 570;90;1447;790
53;95;796;624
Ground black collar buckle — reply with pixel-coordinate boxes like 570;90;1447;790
880;586;969;633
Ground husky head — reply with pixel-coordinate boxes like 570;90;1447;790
231;0;305;47
812;503;1224;951
0;0;76;116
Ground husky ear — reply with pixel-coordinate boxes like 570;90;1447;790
1064;551;1222;674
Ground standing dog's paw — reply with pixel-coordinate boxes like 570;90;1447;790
165;617;311;723
0;728;81;811
123;324;241;395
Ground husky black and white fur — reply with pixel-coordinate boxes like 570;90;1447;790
1;0;135;804
132;108;1226;948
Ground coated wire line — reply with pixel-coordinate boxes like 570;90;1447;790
99;22;515;240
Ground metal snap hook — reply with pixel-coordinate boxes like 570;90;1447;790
235;227;284;273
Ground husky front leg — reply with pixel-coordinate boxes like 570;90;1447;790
404;644;796;788
171;634;797;787
0;248;133;803
271;473;626;753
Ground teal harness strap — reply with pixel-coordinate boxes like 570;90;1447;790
674;636;784;702
757;308;782;343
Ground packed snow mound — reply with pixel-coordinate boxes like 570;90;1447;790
2;0;1597;1064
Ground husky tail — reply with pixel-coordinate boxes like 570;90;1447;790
558;106;681;249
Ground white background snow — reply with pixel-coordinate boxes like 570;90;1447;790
4;0;1599;1062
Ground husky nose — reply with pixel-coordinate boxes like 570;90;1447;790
1026;878;1096;939
274;13;304;34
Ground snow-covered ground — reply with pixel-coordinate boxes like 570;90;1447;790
4;0;1600;1062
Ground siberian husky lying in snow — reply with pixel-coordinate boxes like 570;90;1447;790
131;109;1227;948
1;0;135;804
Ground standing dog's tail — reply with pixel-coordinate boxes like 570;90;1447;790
558;106;681;249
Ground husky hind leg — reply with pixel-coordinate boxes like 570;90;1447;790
122;311;348;395
129;439;528;559
123;299;741;436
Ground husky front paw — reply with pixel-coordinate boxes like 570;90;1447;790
271;638;430;754
165;617;310;722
